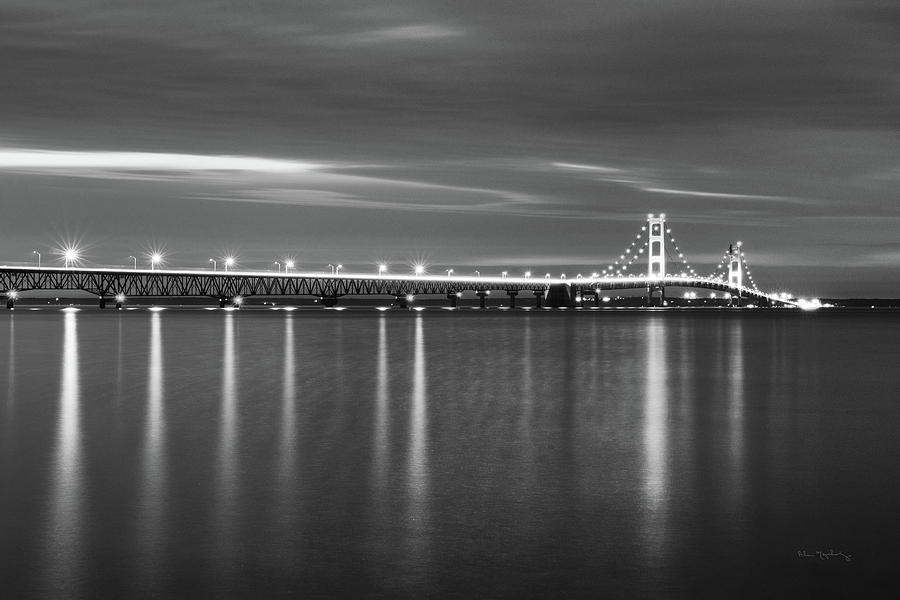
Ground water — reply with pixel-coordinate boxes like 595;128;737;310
1;309;897;598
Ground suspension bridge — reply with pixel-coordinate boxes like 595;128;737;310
0;214;798;309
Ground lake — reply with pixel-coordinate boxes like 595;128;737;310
1;308;897;598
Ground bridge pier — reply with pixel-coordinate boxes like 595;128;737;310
533;290;544;308
6;297;14;310
647;283;665;306
547;283;574;308
507;290;517;309
98;296;106;309
447;293;458;308
219;297;227;308
476;291;488;309
320;295;338;307
395;295;408;309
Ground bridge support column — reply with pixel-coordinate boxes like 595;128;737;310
98;296;106;309
647;284;665;306
219;297;227;308
320;295;338;308
395;295;408;309
507;290;517;309
476;291;488;309
533;290;544;308
116;299;123;310
6;297;14;310
547;284;574;308
447;293;458;308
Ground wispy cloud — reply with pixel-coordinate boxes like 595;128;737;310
313;24;463;46
552;162;623;174
0;149;320;177
640;187;805;203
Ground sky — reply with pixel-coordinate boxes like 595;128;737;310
1;0;899;296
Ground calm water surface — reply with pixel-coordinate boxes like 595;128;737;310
1;309;898;598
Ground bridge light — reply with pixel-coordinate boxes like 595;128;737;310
63;247;80;268
406;294;414;302
501;271;507;279
660;213;666;218
285;260;295;272
151;252;162;270
224;257;235;271
8;290;18;300
116;293;126;303
524;271;531;278
591;272;599;278
336;264;343;275
647;213;654;219
378;263;387;274
414;264;425;276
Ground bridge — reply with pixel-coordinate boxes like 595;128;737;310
1;214;798;309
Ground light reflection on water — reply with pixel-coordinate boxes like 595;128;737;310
43;311;82;598
1;310;897;598
214;312;238;578
137;312;166;589
642;318;669;560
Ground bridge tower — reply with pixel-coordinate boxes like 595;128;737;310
728;241;743;306
646;213;666;305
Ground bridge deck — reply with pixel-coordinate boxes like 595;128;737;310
0;266;788;305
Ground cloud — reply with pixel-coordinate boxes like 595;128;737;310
322;24;464;45
640;187;806;203
0;149;320;178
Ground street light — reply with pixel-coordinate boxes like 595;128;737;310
378;263;387;275
328;264;335;274
129;256;137;269
224;257;235;272
150;253;162;271
32;250;41;268
285;260;294;272
336;264;343;275
501;271;508;279
524;271;531;278
475;270;480;278
63;248;79;269
414;265;425;276
446;268;454;277
209;258;216;271
274;261;281;272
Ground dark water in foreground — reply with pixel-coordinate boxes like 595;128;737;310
1;309;898;598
